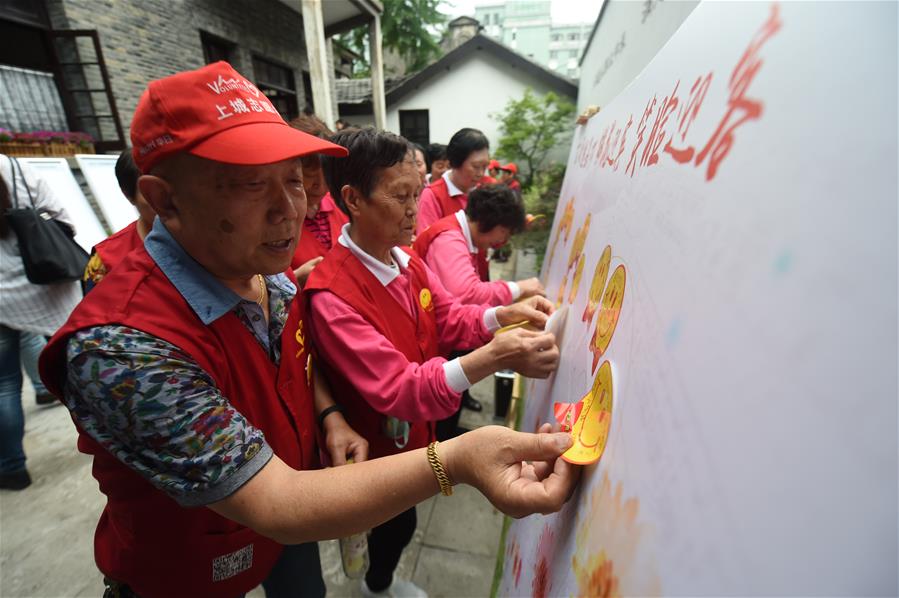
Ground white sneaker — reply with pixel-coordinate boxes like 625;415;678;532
360;578;428;598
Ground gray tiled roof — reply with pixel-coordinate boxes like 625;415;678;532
335;78;371;103
335;75;410;104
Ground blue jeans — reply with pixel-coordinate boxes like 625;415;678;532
0;325;48;475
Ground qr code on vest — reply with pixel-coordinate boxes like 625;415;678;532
212;543;254;581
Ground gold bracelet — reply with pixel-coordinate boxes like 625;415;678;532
427;441;453;496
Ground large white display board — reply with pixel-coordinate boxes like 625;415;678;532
18;158;107;252
75;154;137;233
499;2;897;596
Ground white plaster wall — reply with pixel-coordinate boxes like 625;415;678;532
578;0;699;113
384;49;575;162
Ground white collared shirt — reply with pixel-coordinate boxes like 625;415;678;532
454;209;477;253
338;223;410;286
336;222;503;392
443;170;466;196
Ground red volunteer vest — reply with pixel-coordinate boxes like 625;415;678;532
305;243;439;459
424;181;489;281
290;194;349;270
427;177;465;221
39;246;316;598
94;221;143;273
412;213;491;281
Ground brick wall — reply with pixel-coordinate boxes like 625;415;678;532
46;0;314;141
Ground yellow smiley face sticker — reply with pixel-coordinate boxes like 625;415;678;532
559;360;614;465
590;264;626;372
583;245;612;323
558;197;575;242
555;274;568;309
547;197;576;269
567;213;592;271
419;288;433;311
568;254;586;304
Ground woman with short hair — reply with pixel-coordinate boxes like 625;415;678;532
416;127;491;235
413;183;544;306
306;128;559;598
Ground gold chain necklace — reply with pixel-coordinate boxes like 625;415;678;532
255;274;267;306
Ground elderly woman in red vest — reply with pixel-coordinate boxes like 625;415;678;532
287;114;349;285
412;182;546;437
413;183;543;306
307;127;560;598
416;127;490;235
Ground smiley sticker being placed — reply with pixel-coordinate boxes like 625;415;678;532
590;264;626;372
556;360;614;465
582;245;612;323
553;399;582;433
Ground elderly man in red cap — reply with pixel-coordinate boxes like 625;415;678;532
38;62;580;598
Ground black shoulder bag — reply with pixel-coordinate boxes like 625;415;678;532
4;157;89;284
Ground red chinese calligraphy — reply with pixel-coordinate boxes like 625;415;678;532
575;135;597;169
664;72;713;163
609;115;632;171
594;125;611;169
641;80;680;168
695;3;782;180
625;96;656;177
597;121;618;168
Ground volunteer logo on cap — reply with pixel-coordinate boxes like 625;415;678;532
130;61;347;173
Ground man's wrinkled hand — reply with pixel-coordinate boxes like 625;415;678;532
443;425;582;519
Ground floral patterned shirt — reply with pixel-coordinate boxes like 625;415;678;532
63;219;297;507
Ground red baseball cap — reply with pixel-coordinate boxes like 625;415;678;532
488;159;501;170
130;61;348;173
500;162;518;174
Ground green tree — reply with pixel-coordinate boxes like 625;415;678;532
515;163;566;270
337;0;446;76
493;89;576;188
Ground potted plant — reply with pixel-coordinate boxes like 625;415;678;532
0;129;95;157
0;129;45;157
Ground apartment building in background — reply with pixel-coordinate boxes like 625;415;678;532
473;0;591;79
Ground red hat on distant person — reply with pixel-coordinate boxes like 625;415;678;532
500;162;518;174
488;159;501;170
130;61;347;173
